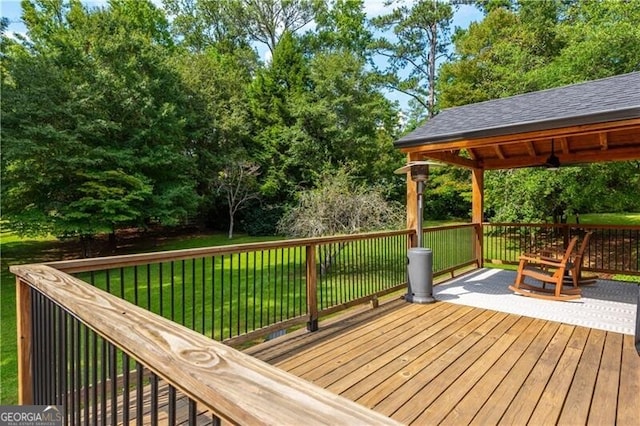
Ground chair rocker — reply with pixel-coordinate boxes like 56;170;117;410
509;236;581;301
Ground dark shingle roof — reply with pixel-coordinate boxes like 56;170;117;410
395;72;640;148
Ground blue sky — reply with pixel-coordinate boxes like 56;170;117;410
1;0;483;110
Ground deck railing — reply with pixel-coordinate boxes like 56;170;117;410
43;226;478;347
484;223;640;275
11;222;639;422
11;264;400;425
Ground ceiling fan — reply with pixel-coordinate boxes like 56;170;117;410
545;139;561;170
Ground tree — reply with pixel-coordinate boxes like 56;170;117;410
163;0;244;52
215;159;261;239
277;168;403;238
303;0;372;57
437;0;640;223
437;0;566;108
229;0;321;55
1;0;197;253
370;0;454;117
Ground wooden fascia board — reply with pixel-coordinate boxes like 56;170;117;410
482;146;640;169
399;118;640;154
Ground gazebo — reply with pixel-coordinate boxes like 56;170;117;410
394;71;640;238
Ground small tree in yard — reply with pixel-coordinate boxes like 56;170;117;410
278;169;403;274
216;160;261;239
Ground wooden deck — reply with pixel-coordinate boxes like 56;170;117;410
245;298;640;425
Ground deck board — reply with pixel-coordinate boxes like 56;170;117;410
248;299;640;425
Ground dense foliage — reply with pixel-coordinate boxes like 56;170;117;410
2;0;639;246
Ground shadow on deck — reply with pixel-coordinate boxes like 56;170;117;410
245;272;640;425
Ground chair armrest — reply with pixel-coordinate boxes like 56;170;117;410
519;255;567;268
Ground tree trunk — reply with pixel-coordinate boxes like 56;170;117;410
228;215;234;239
108;229;117;253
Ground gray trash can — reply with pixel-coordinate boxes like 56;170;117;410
406;248;435;304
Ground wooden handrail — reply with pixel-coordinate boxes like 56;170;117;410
485;222;640;230
11;264;400;425
47;225;480;274
48;229;415;273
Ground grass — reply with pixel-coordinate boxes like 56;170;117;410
566;212;640;226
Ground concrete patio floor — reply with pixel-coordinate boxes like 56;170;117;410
433;268;638;335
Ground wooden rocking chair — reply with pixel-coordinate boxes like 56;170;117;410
509;236;581;301
540;231;596;287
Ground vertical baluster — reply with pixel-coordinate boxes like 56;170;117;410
146;264;151;312
134;266;139;307
135;362;143;426
253;250;257;328
109;344;117;426
260;251;265;329
168;385;176;425
159;262;165;318
220;255;225;339
188;398;197;425
59;312;69;421
100;338;107;426
266;251;271;326
202;258;206;334
150;374;158;425
181;259;186;325
122;353;130;425
75;318;82;425
92;333;98;426
120;267;125;300
211;256;216;340
237;253;242;335
280;248;285;321
69;318;76;424
286;247;291;320
170;261;175;321
192;258;197;330
245;252;250;334
83;324;90;426
229;254;234;338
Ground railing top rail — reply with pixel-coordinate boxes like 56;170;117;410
48;229;414;273
11;264;400;426
484;222;640;230
424;223;477;231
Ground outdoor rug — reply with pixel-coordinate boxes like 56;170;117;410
433;268;638;335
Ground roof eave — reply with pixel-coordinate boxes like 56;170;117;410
394;107;640;149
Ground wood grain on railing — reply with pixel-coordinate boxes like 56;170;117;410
11;264;399;426
16;278;33;404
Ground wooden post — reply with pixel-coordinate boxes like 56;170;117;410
16;278;34;404
406;153;421;248
472;168;484;267
306;244;318;331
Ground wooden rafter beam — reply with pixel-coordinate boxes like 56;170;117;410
599;133;608;150
525;141;536;157
559;137;569;154
494;145;506;160
467;148;477;160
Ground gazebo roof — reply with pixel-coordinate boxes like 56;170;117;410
395;72;640;170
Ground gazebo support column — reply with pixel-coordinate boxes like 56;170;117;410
472;168;484;267
406;153;420;247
